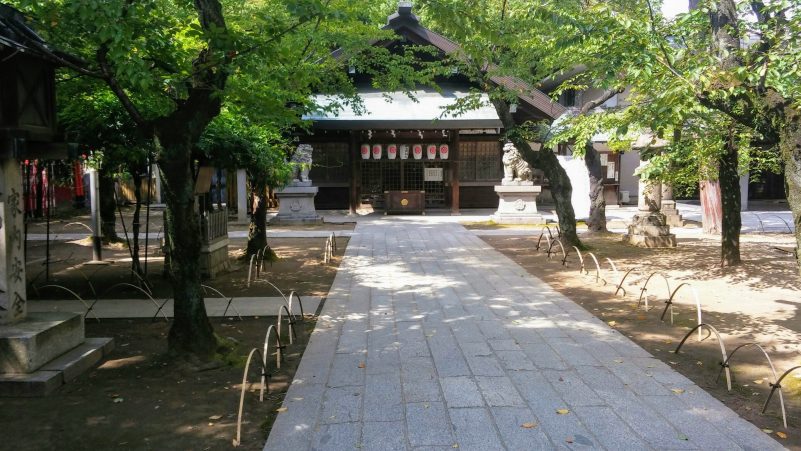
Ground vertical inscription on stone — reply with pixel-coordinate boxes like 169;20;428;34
1;162;28;323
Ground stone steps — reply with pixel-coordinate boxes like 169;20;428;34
0;337;114;397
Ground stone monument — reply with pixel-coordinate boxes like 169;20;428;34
272;144;322;224
492;143;544;224
1;8;113;396
660;183;685;227
624;159;677;248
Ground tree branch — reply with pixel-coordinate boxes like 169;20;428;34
97;46;148;128
579;87;623;115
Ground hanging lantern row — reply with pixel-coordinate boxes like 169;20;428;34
361;144;449;160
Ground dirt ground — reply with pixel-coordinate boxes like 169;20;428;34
483;231;801;449
0;317;316;451
1;215;347;451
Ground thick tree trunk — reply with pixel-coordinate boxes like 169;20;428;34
99;172;119;241
719;131;742;266
246;181;268;256
490;99;581;247
780;107;801;277
584;142;607;233
131;170;143;276
157;136;216;358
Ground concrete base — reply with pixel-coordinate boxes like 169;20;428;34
661;200;685;227
272;186;322;225
200;236;229;279
0;312;84;373
0;337;114;396
624;212;677;248
492;184;544;224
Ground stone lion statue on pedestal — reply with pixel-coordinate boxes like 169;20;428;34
290;144;313;184
502;142;532;183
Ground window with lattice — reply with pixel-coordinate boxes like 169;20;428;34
458;141;501;181
309;143;349;182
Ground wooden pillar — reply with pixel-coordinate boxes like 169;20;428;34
450;130;460;215
349;131;359;215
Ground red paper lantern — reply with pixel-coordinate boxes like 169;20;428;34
412;144;423;159
439;144;449;159
426;144;437;159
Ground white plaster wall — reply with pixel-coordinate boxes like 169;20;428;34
557;155;590;219
619;150;640;204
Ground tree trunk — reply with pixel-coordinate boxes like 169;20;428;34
584;141;607;233
131;169;143;276
99;172;119;242
780;107;801;277
490;99;581;247
157;136;216;358
719;130;741;266
246;181;268;256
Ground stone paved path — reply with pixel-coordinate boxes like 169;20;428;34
265;220;783;451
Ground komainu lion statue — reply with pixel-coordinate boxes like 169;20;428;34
502;142;532;183
290;144;313;184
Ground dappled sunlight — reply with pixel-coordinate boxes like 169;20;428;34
97;355;147;370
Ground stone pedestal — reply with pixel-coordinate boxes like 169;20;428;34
624;212;677;248
272;185;322;224
200;236;230;279
660;200;684;227
625;160;676;248
492;183;544;224
660;184;684;227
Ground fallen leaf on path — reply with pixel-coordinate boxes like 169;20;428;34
452;443;459;448
607;321;617;327
671;388;685;395
556;408;570;415
753;379;764;385
112;398;124;403
565;436;574;444
358;362;365;369
762;429;774;434
776;432;788;439
276;407;288;413
521;422;538;429
208;415;222;420
677;433;688;441
613;359;624;364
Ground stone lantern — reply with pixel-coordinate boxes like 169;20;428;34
624;133;676;248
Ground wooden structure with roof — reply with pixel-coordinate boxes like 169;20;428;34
303;2;564;214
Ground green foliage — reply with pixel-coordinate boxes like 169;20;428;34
197;109;292;188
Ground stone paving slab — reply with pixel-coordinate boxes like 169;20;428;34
265;220;783;451
28;296;322;318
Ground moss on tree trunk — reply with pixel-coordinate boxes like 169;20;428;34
246;181;268;257
719;131;741;266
